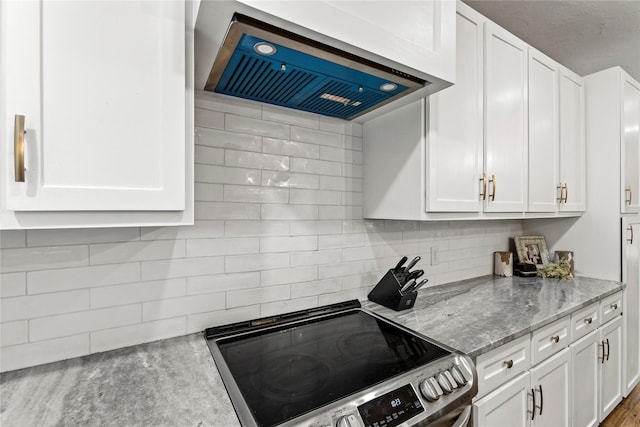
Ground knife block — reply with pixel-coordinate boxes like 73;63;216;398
368;269;418;311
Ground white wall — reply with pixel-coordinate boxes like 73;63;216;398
0;93;523;372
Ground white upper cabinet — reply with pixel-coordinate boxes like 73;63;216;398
558;67;586;212
1;1;193;229
483;22;528;212
426;2;484;212
622;74;640;213
527;48;559;213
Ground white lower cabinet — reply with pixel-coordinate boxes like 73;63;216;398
474;293;624;427
474;348;570;427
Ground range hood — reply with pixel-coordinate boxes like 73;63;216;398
194;1;455;122
203;14;426;121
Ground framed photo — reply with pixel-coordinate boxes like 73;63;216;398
515;235;550;267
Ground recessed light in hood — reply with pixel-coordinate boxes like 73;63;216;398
204;14;427;121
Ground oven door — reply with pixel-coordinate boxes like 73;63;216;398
426;404;472;427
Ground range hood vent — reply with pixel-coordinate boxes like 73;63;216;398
205;14;428;120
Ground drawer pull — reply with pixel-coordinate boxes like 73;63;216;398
611;303;618;310
531;388;536;421
504;359;514;369
551;335;560;343
605;338;610;361
585;317;593;324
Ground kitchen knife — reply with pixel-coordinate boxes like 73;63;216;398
405;269;424;283
405;256;421;272
400;279;417;293
409;279;429;292
394;256;408;272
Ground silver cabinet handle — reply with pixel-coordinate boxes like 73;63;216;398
585;317;593;324
611;303;618;310
14;115;25;182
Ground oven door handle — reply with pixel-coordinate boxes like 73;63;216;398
452;405;472;427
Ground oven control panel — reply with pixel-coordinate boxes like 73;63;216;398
303;354;477;427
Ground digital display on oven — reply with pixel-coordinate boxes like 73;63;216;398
357;384;424;427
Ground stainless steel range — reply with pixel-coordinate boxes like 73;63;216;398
205;300;477;427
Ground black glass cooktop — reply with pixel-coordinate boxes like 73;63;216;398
213;308;450;427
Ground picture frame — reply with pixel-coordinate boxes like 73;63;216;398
514;235;550;267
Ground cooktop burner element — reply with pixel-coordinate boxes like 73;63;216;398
205;300;477;427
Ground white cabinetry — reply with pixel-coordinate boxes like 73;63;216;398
483;22;528;213
474;372;530;427
558;67;586;212
622;75;640;213
1;0;194;229
623;219;640;396
600;315;623;420
571;331;599;427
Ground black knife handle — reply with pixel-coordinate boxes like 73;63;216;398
394;256;408;272
406;269;424;282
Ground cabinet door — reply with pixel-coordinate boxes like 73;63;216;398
484;23;528;212
530;348;571;427
426;2;484;212
571;331;599;427
3;1;185;212
559;67;586;212
527;48;558;213
621;74;640;213
474;372;530;427
600;316;623;421
623;220;640;396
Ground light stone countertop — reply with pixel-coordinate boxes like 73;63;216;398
0;275;624;426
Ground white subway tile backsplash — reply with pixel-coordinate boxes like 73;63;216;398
225;150;290;172
90;241;185;265
196;165;261;185
195;202;261;220
0;231;26;248
91;279;187;308
0;92;522;372
291;126;343;148
224;220;290;237
261;171;319;189
196;92;262;118
225;253;289;273
1;290;89;322
261;204;318;220
90;317;186;354
194;183;224;202
226;114;290;139
1;321;28;347
260;236;317;253
194;145;224;165
194;108;225;129
260;266;317;286
290;249;343;267
187;272;260;295
1;334;89;372
28;263;140;294
223;185;289;204
263;138;319;159
227;284;290;309
195;127;262;152
1;273;26;298
289;220;342;236
290;158;342;176
30;305;141;341
1;245;88;273
290;189;342;205
186;238;259;257
143;293;225;321
141;221;224;241
141;257;224;281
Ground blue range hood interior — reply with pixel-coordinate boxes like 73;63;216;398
206;15;426;121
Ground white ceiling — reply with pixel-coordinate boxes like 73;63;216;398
462;0;640;82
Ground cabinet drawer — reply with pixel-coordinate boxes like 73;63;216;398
601;291;623;325
571;302;600;342
475;334;530;399
531;316;570;365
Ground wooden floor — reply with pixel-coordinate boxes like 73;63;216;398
601;383;640;426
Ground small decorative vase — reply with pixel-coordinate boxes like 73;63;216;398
494;252;513;277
